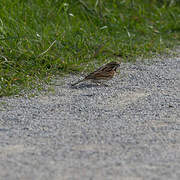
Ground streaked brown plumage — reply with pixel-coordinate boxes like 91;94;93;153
71;61;120;86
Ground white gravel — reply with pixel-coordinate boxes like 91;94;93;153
0;55;180;180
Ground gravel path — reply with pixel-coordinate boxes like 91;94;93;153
0;56;180;180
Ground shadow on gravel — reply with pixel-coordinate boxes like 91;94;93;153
69;83;108;89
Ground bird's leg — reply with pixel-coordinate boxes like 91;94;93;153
100;82;109;87
91;80;101;86
92;80;109;86
102;83;109;87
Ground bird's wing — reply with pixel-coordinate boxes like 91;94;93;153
85;66;114;80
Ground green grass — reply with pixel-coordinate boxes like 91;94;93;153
0;0;180;97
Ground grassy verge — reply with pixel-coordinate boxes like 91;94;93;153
0;0;180;97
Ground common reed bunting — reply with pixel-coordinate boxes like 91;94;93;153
71;61;120;86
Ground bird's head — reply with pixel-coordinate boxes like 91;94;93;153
107;61;120;71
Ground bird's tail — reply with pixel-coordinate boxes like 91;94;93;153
71;79;85;86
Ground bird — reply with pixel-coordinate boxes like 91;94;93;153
71;61;120;86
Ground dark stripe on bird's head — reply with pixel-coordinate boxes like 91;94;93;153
106;61;120;71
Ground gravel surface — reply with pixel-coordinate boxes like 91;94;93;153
0;56;180;180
